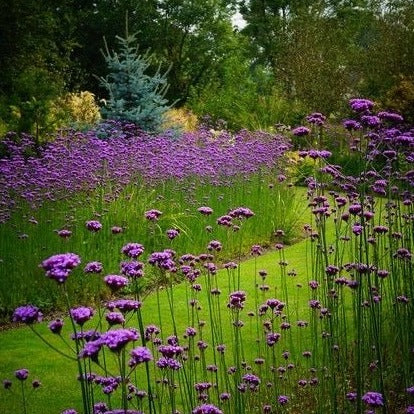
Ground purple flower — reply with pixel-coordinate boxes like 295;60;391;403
166;228;180;240
242;373;261;386
40;253;81;283
156;357;182;370
207;240;222;251
13;305;43;324
186;327;197;337
228;291;246;309
229;207;255;219
93;402;109;413
361;115;381;128
263;404;272;413
57;229;72;238
343;119;362;130
292;126;310;136
14;369;29;381
84;261;103;274
266;332;281;346
394;248;412;260
251;245;263;256
325;265;340;276
120;261;144;278
217;215;232;227
31;380;43;390
102;329;139;352
79;339;103;359
49;319;64;334
158;344;184;358
104;275;129;291
407;406;414;414
129;346;153;366
220;392;230;401
121;243;145;258
61;410;78;414
198;206;213;215
111;226;123;234
278;395;289;405
105;312;125;326
377;111;403;123
346;392;357;402
309;280;319;289
145;209;162;221
106;299;141;313
362;391;384;407
349;98;374;112
86;220;102;232
195;382;212;392
306;112;326;125
192;404;223;414
148;250;176;272
144;324;160;340
3;379;12;389
70;307;95;325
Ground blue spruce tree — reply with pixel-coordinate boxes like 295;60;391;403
99;32;171;133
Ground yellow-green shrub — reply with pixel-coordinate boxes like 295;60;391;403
162;107;198;132
55;91;101;129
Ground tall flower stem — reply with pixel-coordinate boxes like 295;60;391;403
62;285;91;414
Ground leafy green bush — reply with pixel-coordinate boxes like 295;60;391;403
385;76;414;123
188;57;306;131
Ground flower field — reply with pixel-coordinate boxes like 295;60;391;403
1;101;413;414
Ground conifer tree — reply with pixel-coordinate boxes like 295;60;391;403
99;31;171;133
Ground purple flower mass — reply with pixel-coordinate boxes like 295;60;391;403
13;305;43;324
349;98;374;112
192;404;223;414
166;228;180;240
86;220;102;232
120;261;144;278
278;395;289;405
70;307;95;325
14;369;29;381
148;249;177;272
198;206;213;215
292;126;310;136
84;261;103;274
49;319;64;334
129;346;153;366
104;274;129;291
362;391;384;407
0;128;290;223
228;291;246;309
41;253;81;283
101;328;139;352
106;299;141;313
121;243;145;258
145;209;163;221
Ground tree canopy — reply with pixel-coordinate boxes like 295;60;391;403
1;0;413;132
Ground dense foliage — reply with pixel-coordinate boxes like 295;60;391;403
1;1;414;133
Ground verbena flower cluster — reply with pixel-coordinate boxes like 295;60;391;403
0;126;289;222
